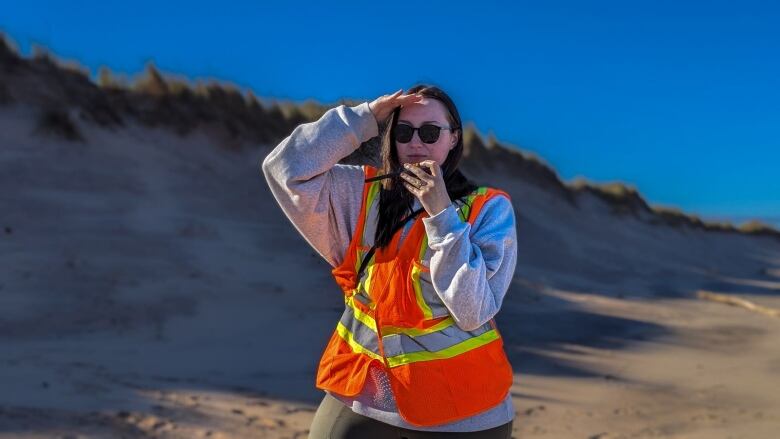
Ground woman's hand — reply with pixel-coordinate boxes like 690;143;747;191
368;89;424;126
400;160;452;217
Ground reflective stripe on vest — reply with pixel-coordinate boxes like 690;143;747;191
337;294;501;369
336;297;382;361
382;321;500;367
355;180;381;297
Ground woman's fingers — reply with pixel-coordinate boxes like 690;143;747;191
386;89;404;101
381;89;421;106
418;160;439;177
393;92;423;104
403;182;420;194
401;172;428;188
401;93;423;102
371;90;423;123
400;172;423;187
403;164;434;183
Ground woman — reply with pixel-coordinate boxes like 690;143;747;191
262;85;518;439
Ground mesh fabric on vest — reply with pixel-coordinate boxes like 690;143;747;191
367;362;397;410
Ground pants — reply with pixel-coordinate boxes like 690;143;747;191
308;392;513;439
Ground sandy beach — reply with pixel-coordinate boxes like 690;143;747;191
1;84;779;438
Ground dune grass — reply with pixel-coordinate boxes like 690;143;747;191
0;30;776;239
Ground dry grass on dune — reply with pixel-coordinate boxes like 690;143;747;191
1;31;776;239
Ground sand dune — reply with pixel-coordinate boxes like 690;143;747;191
1;57;779;437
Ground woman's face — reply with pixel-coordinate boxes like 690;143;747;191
395;97;458;167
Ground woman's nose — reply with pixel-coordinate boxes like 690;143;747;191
409;131;424;147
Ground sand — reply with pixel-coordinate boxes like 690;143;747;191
1;104;779;438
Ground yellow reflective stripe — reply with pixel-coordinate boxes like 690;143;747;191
336;322;383;362
409;233;433;319
356;180;381;274
354;250;376;304
354;248;363;275
381;317;455;337
366;180;381;208
362;255;377;299
385;329;500;367
344;295;377;331
349;288;373;308
357;180;381;293
459;195;475;221
417;234;428;260
363;181;380;244
457;187;487;222
410;263;434;319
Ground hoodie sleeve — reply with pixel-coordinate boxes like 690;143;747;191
421;195;518;331
261;102;379;268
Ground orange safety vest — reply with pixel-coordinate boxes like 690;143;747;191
316;165;514;427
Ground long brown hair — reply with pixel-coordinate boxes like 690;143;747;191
374;84;478;249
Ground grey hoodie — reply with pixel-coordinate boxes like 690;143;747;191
261;101;517;432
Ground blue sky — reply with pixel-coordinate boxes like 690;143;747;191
2;1;778;226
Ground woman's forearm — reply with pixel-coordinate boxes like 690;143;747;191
422;195;518;331
261;102;379;267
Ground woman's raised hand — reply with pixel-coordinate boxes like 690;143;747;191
368;89;424;126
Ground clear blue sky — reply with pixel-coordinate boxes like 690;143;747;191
3;1;779;226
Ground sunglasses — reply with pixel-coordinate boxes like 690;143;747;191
394;123;457;144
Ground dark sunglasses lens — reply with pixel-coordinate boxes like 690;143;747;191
419;124;441;143
395;124;413;143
